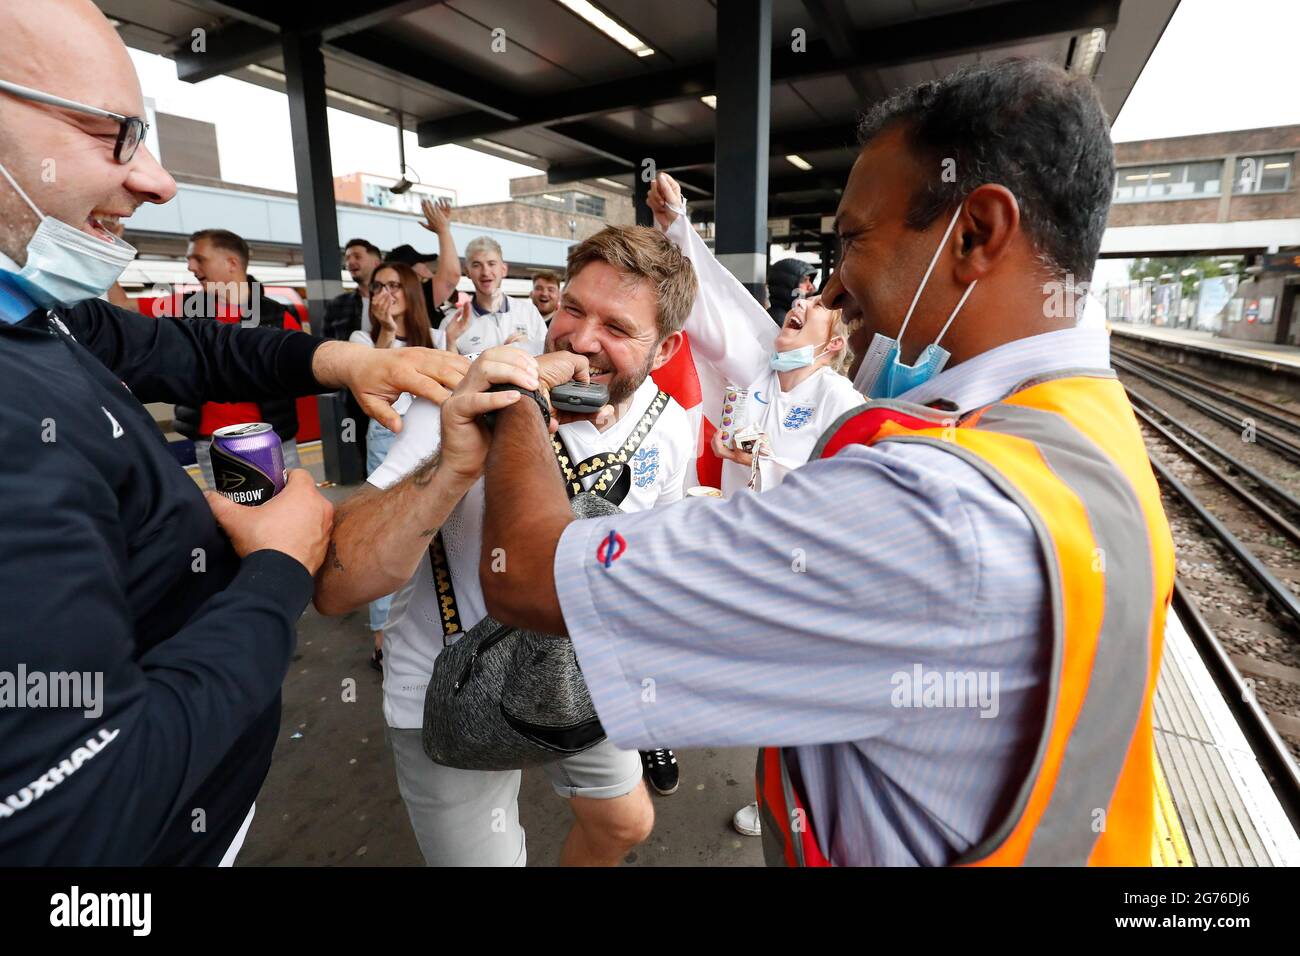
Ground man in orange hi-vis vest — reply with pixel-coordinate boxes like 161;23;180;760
435;57;1176;866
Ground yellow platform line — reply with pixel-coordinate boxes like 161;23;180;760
1152;746;1194;867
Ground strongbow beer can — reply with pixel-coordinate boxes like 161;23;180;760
211;422;285;506
718;385;750;447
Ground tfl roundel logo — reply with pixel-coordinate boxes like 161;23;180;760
596;530;627;568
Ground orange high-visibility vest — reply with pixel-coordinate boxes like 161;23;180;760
755;370;1175;866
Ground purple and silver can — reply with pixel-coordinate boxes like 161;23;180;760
210;422;285;506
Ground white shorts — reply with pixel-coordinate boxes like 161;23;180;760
385;727;642;866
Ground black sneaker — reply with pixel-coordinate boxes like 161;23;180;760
640;749;679;795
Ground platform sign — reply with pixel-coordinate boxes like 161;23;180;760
1261;252;1300;274
1196;275;1235;331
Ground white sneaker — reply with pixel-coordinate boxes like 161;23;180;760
732;801;762;837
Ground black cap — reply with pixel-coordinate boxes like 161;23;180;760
386;244;439;267
767;257;819;285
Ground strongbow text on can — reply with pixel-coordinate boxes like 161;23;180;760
211;422;285;506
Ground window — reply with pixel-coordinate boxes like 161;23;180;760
574;193;605;218
1113;161;1222;202
520;190;606;219
1233;154;1293;193
364;182;398;209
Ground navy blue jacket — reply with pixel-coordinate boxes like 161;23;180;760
0;297;325;864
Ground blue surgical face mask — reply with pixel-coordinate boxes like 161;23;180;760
852;203;977;399
0;160;137;309
769;341;834;372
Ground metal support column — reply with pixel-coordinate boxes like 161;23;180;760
819;235;837;293
283;30;362;484
634;172;654;228
714;0;771;302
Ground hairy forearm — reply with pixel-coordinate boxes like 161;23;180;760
314;454;471;615
309;339;351;389
480;400;573;633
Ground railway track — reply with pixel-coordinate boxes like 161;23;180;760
1113;351;1300;807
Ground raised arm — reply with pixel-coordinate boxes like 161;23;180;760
420;198;463;305
648;173;777;385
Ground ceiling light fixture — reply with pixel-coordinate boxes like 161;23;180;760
553;0;654;58
786;154;813;171
1070;27;1106;77
471;138;540;161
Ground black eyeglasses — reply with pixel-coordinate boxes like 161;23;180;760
0;77;149;164
371;280;404;294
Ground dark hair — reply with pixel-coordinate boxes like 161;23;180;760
345;238;382;258
856;58;1114;281
370;261;434;349
189;228;250;268
532;270;562;286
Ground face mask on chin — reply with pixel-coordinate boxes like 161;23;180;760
769;341;835;372
851;203;977;399
0;161;136;309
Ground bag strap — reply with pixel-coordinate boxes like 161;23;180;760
550;389;670;506
429;532;462;647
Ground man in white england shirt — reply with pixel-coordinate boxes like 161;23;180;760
315;226;698;866
438;235;548;356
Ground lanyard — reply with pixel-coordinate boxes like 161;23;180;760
0;271;36;324
551;389;669;507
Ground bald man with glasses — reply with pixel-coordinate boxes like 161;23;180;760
0;0;466;865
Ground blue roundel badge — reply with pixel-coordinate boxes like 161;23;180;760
596;530;627;568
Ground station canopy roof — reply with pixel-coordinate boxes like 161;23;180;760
102;0;1177;245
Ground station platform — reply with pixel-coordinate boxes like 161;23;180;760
1112;323;1300;371
1154;607;1300;866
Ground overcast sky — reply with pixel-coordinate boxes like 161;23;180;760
1109;0;1300;141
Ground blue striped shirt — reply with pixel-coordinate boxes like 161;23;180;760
555;326;1111;865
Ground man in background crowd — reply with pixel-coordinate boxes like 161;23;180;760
440;235;548;355
531;269;561;324
323;237;383;341
178;227;302;485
